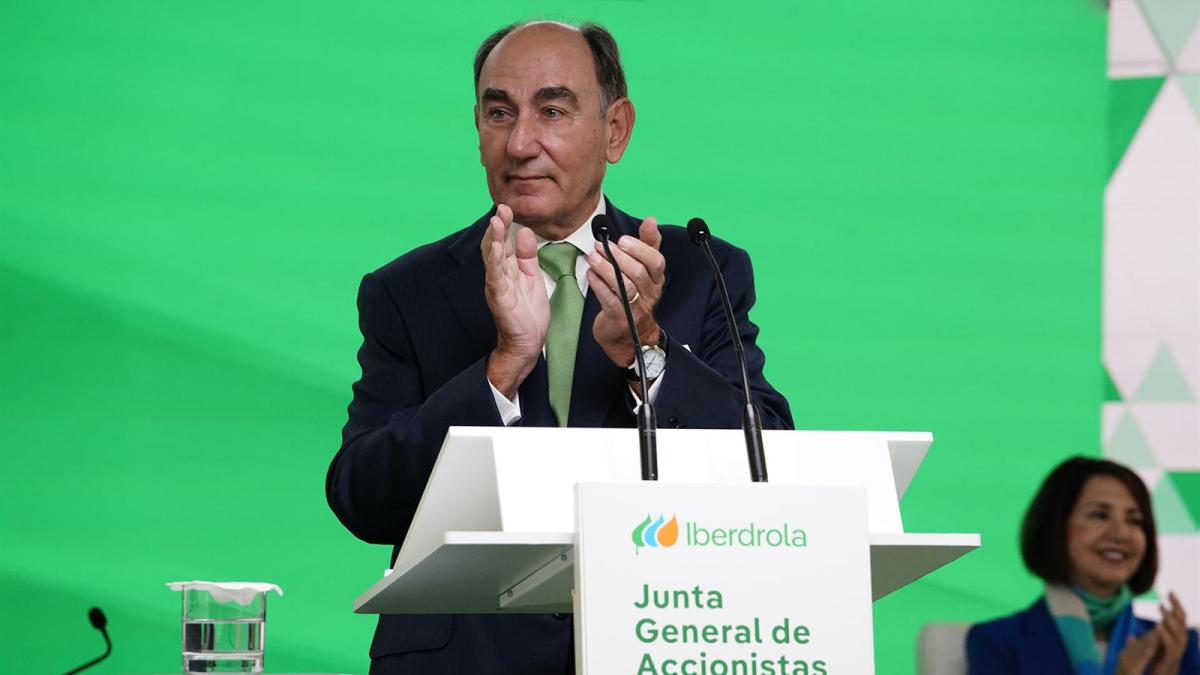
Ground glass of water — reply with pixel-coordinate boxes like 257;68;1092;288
169;582;280;673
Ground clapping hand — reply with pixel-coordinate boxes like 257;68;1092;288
1149;593;1189;675
585;216;665;370
1117;592;1188;675
482;203;549;399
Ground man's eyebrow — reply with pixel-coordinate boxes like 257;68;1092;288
481;88;512;103
533;86;578;105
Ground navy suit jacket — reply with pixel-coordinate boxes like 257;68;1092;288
967;598;1200;674
326;201;793;674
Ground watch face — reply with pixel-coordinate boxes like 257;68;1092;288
640;346;666;379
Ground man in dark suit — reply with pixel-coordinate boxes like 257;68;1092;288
326;19;793;675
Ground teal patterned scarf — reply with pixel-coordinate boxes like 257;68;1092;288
1044;584;1137;675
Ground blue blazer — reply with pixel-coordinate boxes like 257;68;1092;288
326;201;793;674
967;598;1200;674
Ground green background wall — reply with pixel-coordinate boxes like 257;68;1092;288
0;1;1106;672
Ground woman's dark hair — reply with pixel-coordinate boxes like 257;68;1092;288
472;21;628;114
1021;456;1158;594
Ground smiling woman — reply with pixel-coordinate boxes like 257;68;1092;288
966;458;1200;674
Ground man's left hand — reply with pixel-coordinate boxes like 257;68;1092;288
586;216;665;369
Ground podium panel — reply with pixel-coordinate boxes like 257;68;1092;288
353;427;980;615
574;482;875;674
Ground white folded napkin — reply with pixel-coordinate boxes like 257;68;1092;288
167;581;283;606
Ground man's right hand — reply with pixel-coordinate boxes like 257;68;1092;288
482;203;549;399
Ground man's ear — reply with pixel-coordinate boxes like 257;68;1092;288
474;104;484;166
605;98;635;164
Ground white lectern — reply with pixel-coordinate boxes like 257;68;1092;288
354;427;979;616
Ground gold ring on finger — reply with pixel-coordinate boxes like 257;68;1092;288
629;291;641;303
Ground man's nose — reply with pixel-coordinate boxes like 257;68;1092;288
506;113;540;159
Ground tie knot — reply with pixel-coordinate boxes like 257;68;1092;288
538;242;579;280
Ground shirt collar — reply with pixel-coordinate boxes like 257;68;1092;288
512;194;606;254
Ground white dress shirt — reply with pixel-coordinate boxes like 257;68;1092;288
488;195;663;425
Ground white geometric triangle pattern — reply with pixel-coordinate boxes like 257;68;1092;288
1168;334;1200;396
1134;344;1198;401
1138;0;1200;64
1151;473;1198;533
1111;0;1170;77
1179;22;1200;73
1102;251;1165;340
1107;78;1200;207
1104;79;1200;373
1155;535;1200;613
1179;74;1200;119
1106;2;1200;636
1103;401;1126;440
1129;403;1200;468
1105;338;1164;404
1136;467;1165;490
1104;406;1158;468
1104;200;1200;338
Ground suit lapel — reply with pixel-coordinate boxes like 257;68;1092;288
1016;599;1073;674
567;202;642;428
439;216;497;358
566;289;625;427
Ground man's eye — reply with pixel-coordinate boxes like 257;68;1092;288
487;108;512;121
543;108;564;119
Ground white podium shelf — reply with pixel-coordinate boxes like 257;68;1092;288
354;427;981;616
354;530;980;614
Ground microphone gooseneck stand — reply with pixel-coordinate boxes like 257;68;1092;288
591;214;658;481
64;607;112;675
687;218;768;482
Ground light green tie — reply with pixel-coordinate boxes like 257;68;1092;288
538;242;584;427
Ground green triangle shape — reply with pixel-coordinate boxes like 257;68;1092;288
1108;77;1166;178
1138;0;1200;61
1167;472;1200;530
1140;587;1161;601
1103;411;1157;468
1103;365;1124;402
1152;473;1197;533
1134;344;1196;401
1179;75;1200;122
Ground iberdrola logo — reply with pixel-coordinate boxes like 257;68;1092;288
632;514;679;551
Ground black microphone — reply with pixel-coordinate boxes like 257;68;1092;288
687;218;768;482
63;607;112;675
592;213;658;481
